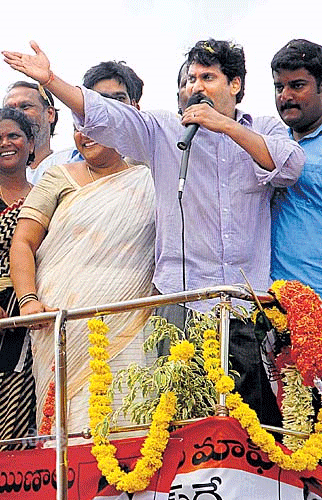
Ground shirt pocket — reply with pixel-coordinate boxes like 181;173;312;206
291;163;322;208
237;151;263;193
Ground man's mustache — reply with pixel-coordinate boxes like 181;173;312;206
280;103;300;112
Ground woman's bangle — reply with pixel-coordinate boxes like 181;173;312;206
40;70;54;87
18;293;38;309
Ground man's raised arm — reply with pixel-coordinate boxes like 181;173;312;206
2;41;84;117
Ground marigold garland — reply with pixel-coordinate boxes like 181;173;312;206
269;280;322;387
252;280;322;450
280;365;313;451
202;329;234;393
260;305;288;333
88;318;177;493
88;289;322;484
202;327;322;471
39;365;55;435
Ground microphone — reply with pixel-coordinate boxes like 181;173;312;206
177;94;214;151
177;94;214;198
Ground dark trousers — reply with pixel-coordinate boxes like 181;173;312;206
155;303;282;427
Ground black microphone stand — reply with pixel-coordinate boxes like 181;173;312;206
178;142;191;200
177;144;193;336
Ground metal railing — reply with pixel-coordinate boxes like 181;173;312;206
0;284;286;500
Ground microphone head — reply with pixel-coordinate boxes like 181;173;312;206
186;93;214;108
186;93;205;107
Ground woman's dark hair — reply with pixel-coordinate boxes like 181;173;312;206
186;39;246;104
0;107;35;165
271;39;322;89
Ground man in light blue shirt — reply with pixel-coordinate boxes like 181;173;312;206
271;39;322;296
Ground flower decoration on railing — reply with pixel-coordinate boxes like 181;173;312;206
202;325;322;471
86;281;322;492
270;280;322;386
88;318;177;493
253;280;322;451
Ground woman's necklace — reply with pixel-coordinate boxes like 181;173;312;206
86;164;96;183
0;183;32;206
86;159;129;183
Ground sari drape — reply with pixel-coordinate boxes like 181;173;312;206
31;165;155;432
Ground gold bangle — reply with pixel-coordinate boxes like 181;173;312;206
40;70;54;87
38;71;54;104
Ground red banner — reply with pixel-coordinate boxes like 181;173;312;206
0;417;321;499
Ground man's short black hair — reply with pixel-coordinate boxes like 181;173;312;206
83;61;143;103
186;39;246;104
5;81;58;136
119;62;144;103
271;39;322;89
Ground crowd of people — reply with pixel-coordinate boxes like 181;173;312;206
0;36;320;448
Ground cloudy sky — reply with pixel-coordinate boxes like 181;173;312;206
1;0;321;150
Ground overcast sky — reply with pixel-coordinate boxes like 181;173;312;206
1;0;321;151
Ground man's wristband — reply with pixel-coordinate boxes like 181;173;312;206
40;70;54;87
18;293;39;309
38;71;54;105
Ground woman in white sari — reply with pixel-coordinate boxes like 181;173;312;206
10;129;155;434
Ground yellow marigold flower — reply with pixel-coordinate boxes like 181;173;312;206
136;457;162;471
88;318;109;334
215;375;235;394
89;394;111;406
265;306;288;332
226;393;243;409
89;376;113;393
169;340;195;362
92;435;106;446
90;359;112;374
229;406;246;420
88;346;109;360
89;405;112;417
315;422;322;433
105;469;125;485
269;279;286;301
239;411;260;428
90;372;113;385
203;339;220;351
260;433;277;451
204;358;220;371
289;451;309;471
203;329;217;339
268;447;285;463
252;305;288;333
161;391;177;409
250;429;269;445
90;415;105;427
280;454;293;469
92;444;106;456
88;332;109;347
207;367;224;383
